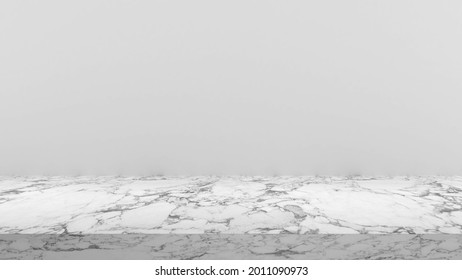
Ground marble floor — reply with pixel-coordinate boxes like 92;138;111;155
1;176;462;259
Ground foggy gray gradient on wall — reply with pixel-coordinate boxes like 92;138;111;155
1;1;461;175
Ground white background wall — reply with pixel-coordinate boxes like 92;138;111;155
1;1;461;175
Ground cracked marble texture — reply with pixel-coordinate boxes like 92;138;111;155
1;176;462;234
2;234;462;260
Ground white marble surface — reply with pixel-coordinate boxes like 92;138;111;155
1;176;462;234
2;234;462;260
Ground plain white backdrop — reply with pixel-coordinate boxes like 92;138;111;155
1;1;461;175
